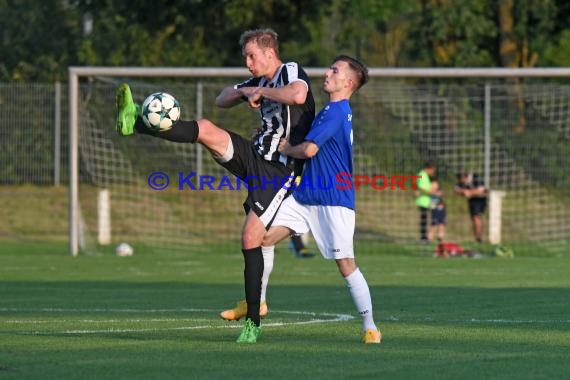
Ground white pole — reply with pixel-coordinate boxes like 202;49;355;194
484;84;491;192
195;82;203;177
98;189;111;245
489;190;506;244
68;66;570;78
69;70;79;256
54;81;61;187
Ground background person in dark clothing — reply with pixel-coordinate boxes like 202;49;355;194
455;172;487;243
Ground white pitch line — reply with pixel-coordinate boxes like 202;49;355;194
0;307;355;335
462;318;570;324
0;307;215;313
3;308;568;325
385;316;570;324
36;318;355;335
4;318;212;324
5;308;568;336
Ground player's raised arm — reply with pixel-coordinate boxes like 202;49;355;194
215;85;246;108
256;81;308;105
278;138;318;159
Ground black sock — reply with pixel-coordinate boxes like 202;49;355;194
135;118;199;143
291;235;304;251
242;247;263;326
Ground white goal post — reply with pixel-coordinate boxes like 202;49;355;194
68;67;570;256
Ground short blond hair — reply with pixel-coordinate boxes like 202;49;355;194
239;28;280;57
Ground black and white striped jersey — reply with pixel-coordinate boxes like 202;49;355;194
235;62;315;173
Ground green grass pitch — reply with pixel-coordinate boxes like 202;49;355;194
1;240;569;380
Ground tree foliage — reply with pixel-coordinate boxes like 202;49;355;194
0;0;568;82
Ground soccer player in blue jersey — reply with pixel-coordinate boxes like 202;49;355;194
262;55;382;344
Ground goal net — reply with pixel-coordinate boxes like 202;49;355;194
70;68;570;256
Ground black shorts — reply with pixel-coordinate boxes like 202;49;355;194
431;207;446;225
218;131;294;228
468;198;487;217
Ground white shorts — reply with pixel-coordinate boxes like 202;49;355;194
272;196;355;259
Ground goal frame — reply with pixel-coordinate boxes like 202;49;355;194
68;66;570;256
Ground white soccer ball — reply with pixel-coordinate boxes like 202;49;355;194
141;92;181;132
115;242;134;257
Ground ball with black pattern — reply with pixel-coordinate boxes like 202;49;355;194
141;92;181;132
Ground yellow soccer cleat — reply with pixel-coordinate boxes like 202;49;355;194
220;300;268;321
362;328;382;344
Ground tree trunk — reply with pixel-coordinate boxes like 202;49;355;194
498;0;526;134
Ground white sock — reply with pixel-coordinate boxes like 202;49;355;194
345;268;377;331
260;246;274;303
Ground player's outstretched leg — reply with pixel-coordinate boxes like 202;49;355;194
115;83;141;136
220;300;268;321
236;318;262;343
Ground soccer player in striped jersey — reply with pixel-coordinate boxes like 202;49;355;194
262;55;382;344
115;28;315;342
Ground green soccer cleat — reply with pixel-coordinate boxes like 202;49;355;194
115;83;141;136
236;318;262;343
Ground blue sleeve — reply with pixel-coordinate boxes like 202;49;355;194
305;105;344;148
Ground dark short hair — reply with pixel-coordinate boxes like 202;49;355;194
456;171;469;180
424;159;436;169
239;28;280;56
333;55;369;90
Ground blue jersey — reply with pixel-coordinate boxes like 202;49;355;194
293;100;354;209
